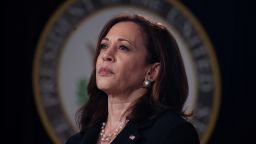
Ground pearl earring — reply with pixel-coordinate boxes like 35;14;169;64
143;79;152;88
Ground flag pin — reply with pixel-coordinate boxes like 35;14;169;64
129;135;136;140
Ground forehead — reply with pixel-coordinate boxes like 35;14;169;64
105;21;143;40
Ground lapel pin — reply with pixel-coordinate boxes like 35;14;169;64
129;135;136;140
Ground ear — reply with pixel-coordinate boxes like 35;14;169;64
146;63;160;81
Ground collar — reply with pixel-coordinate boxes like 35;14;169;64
79;112;163;144
111;120;141;144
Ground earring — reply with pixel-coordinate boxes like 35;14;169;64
143;79;152;88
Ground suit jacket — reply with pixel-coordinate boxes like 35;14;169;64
66;110;200;144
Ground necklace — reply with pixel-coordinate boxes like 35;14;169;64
99;119;129;143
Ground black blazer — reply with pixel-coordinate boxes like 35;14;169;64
66;110;200;144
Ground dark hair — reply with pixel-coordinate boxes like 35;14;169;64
77;14;188;133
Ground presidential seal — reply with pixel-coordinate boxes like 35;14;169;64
33;0;221;143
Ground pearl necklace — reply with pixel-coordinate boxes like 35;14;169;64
99;119;129;143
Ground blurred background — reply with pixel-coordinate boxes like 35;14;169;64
4;0;251;144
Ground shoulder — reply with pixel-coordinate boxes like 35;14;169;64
168;121;200;144
151;110;191;130
155;110;187;125
142;110;200;143
65;133;83;144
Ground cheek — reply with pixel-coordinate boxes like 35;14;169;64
118;59;147;79
95;56;101;70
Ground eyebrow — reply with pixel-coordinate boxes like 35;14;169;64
102;37;133;46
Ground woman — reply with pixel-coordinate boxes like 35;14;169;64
66;14;200;144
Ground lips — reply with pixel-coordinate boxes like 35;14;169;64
98;67;114;76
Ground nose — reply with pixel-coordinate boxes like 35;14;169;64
102;48;115;62
103;54;114;62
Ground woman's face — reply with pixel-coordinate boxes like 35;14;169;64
96;21;149;95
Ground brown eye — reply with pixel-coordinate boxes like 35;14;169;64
100;43;108;49
119;45;129;51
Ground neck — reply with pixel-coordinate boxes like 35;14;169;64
105;88;146;130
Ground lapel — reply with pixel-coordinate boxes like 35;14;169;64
79;116;156;144
111;121;141;144
111;117;156;144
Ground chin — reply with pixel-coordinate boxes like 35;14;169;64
96;81;112;91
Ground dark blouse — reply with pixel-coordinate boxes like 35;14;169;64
66;110;200;144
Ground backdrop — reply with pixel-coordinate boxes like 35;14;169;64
4;0;251;144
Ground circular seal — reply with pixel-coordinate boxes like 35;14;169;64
33;0;221;143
